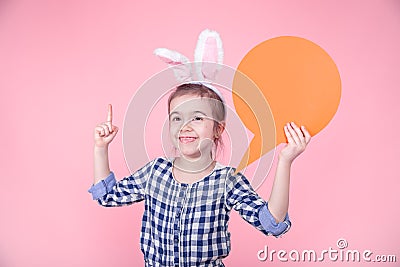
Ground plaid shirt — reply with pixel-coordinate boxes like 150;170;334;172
89;157;291;267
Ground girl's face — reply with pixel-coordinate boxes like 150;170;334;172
169;94;218;160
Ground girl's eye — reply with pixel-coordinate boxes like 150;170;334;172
193;116;204;121
171;117;181;122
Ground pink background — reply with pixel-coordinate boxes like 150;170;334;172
1;0;399;266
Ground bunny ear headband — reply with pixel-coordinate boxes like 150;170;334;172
153;29;224;101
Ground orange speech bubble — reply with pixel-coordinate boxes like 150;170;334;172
233;36;341;172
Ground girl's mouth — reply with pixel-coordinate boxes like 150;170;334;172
179;136;198;144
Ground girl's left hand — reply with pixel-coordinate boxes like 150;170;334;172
279;122;311;163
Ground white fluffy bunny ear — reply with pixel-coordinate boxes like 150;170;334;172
194;29;224;81
153;48;192;83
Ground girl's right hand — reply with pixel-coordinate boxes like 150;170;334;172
94;104;119;147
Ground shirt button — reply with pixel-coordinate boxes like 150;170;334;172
174;237;179;243
175;212;180;217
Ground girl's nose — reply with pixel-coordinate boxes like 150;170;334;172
180;120;193;132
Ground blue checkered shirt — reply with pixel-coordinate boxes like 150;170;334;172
88;157;291;267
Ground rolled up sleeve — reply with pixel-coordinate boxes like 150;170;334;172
88;172;116;200
259;203;291;238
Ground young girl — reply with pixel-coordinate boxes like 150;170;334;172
89;82;311;267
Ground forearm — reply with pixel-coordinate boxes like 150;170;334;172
268;157;292;223
267;122;311;223
93;145;111;185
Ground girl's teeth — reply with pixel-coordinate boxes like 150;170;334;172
180;137;196;143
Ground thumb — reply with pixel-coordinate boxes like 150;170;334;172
112;126;119;134
108;126;119;139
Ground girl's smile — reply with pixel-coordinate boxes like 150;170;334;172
179;136;198;144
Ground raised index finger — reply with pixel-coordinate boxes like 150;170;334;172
107;104;113;123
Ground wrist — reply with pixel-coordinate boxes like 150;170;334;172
277;154;293;166
94;144;109;151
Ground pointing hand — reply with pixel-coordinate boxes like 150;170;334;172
94;104;119;147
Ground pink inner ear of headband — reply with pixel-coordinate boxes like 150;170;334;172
203;37;218;62
157;55;181;66
200;37;219;81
